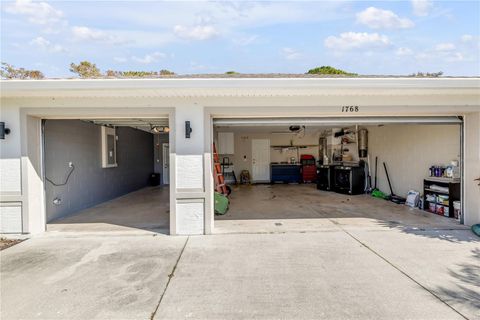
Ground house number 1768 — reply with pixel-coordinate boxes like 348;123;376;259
341;106;359;112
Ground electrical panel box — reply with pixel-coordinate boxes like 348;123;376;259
101;126;117;168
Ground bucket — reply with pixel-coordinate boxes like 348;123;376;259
453;201;461;220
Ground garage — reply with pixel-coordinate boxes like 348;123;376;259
212;116;464;233
43;118;170;233
1;77;478;235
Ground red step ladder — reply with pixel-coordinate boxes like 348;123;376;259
213;143;228;195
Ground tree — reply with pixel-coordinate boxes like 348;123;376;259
306;66;356;76
123;71;157;77
409;71;443;77
69;61;101;78
104;69;175;78
1;62;44;79
159;69;175;76
225;71;239;75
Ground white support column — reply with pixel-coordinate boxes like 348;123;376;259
463;112;480;226
170;104;212;235
0;106;24;234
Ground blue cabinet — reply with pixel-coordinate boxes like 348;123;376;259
271;164;302;183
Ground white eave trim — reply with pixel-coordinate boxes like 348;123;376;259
1;78;479;98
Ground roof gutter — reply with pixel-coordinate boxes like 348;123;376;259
2;77;479;92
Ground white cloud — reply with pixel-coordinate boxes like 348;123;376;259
396;47;413;56
325;32;391;51
281;47;302;60
30;36;66;53
232;35;259;46
131;52;166;64
461;34;474;43
435;43;456;51
416;47;468;63
71;26;126;45
5;0;63;25
173;25;219;41
356;7;414;29
411;0;433;16
415;52;431;60
113;57;127;63
5;0;66;32
108;2;347;32
189;61;210;71
445;52;464;62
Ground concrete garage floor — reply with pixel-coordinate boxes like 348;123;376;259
47;186;170;234
215;184;465;234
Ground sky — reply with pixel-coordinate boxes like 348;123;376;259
1;0;479;77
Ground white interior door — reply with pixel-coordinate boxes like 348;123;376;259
252;139;270;182
162;143;169;185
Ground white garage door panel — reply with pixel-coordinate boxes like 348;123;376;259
0;204;23;233
213;116;462;126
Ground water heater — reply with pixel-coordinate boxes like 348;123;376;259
358;128;368;158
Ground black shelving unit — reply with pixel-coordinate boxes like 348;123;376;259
423;177;460;218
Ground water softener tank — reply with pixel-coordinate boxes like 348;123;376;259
319;137;328;164
358;128;368;158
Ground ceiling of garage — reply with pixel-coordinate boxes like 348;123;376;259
83;118;169;133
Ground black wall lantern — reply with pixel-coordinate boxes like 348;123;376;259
0;122;11;140
185;121;192;138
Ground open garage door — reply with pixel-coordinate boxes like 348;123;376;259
43;117;170;234
212;115;464;234
213;116;463;126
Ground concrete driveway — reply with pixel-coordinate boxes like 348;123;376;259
1;226;479;319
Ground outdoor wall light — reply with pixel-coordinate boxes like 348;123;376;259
151;125;170;133
185;121;192;138
0;122;11;139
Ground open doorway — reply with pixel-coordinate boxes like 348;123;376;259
212;117;464;233
43;118;170;233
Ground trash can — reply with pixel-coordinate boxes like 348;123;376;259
149;173;161;186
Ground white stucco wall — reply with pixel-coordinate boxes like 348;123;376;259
1;78;479;234
367;124;461;197
464;112;480;226
0;106;23;233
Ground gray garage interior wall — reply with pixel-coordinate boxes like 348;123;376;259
44;120;154;222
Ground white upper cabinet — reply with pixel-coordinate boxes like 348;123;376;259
218;132;234;154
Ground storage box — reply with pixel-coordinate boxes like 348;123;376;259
453;201;461;220
436;205;444;215
443;207;449;217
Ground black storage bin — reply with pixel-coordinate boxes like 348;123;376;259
317;165;334;191
333;166;365;195
149;173;161;186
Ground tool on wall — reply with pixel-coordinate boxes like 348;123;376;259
371;157;387;199
383;162;406;204
213;143;230;195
